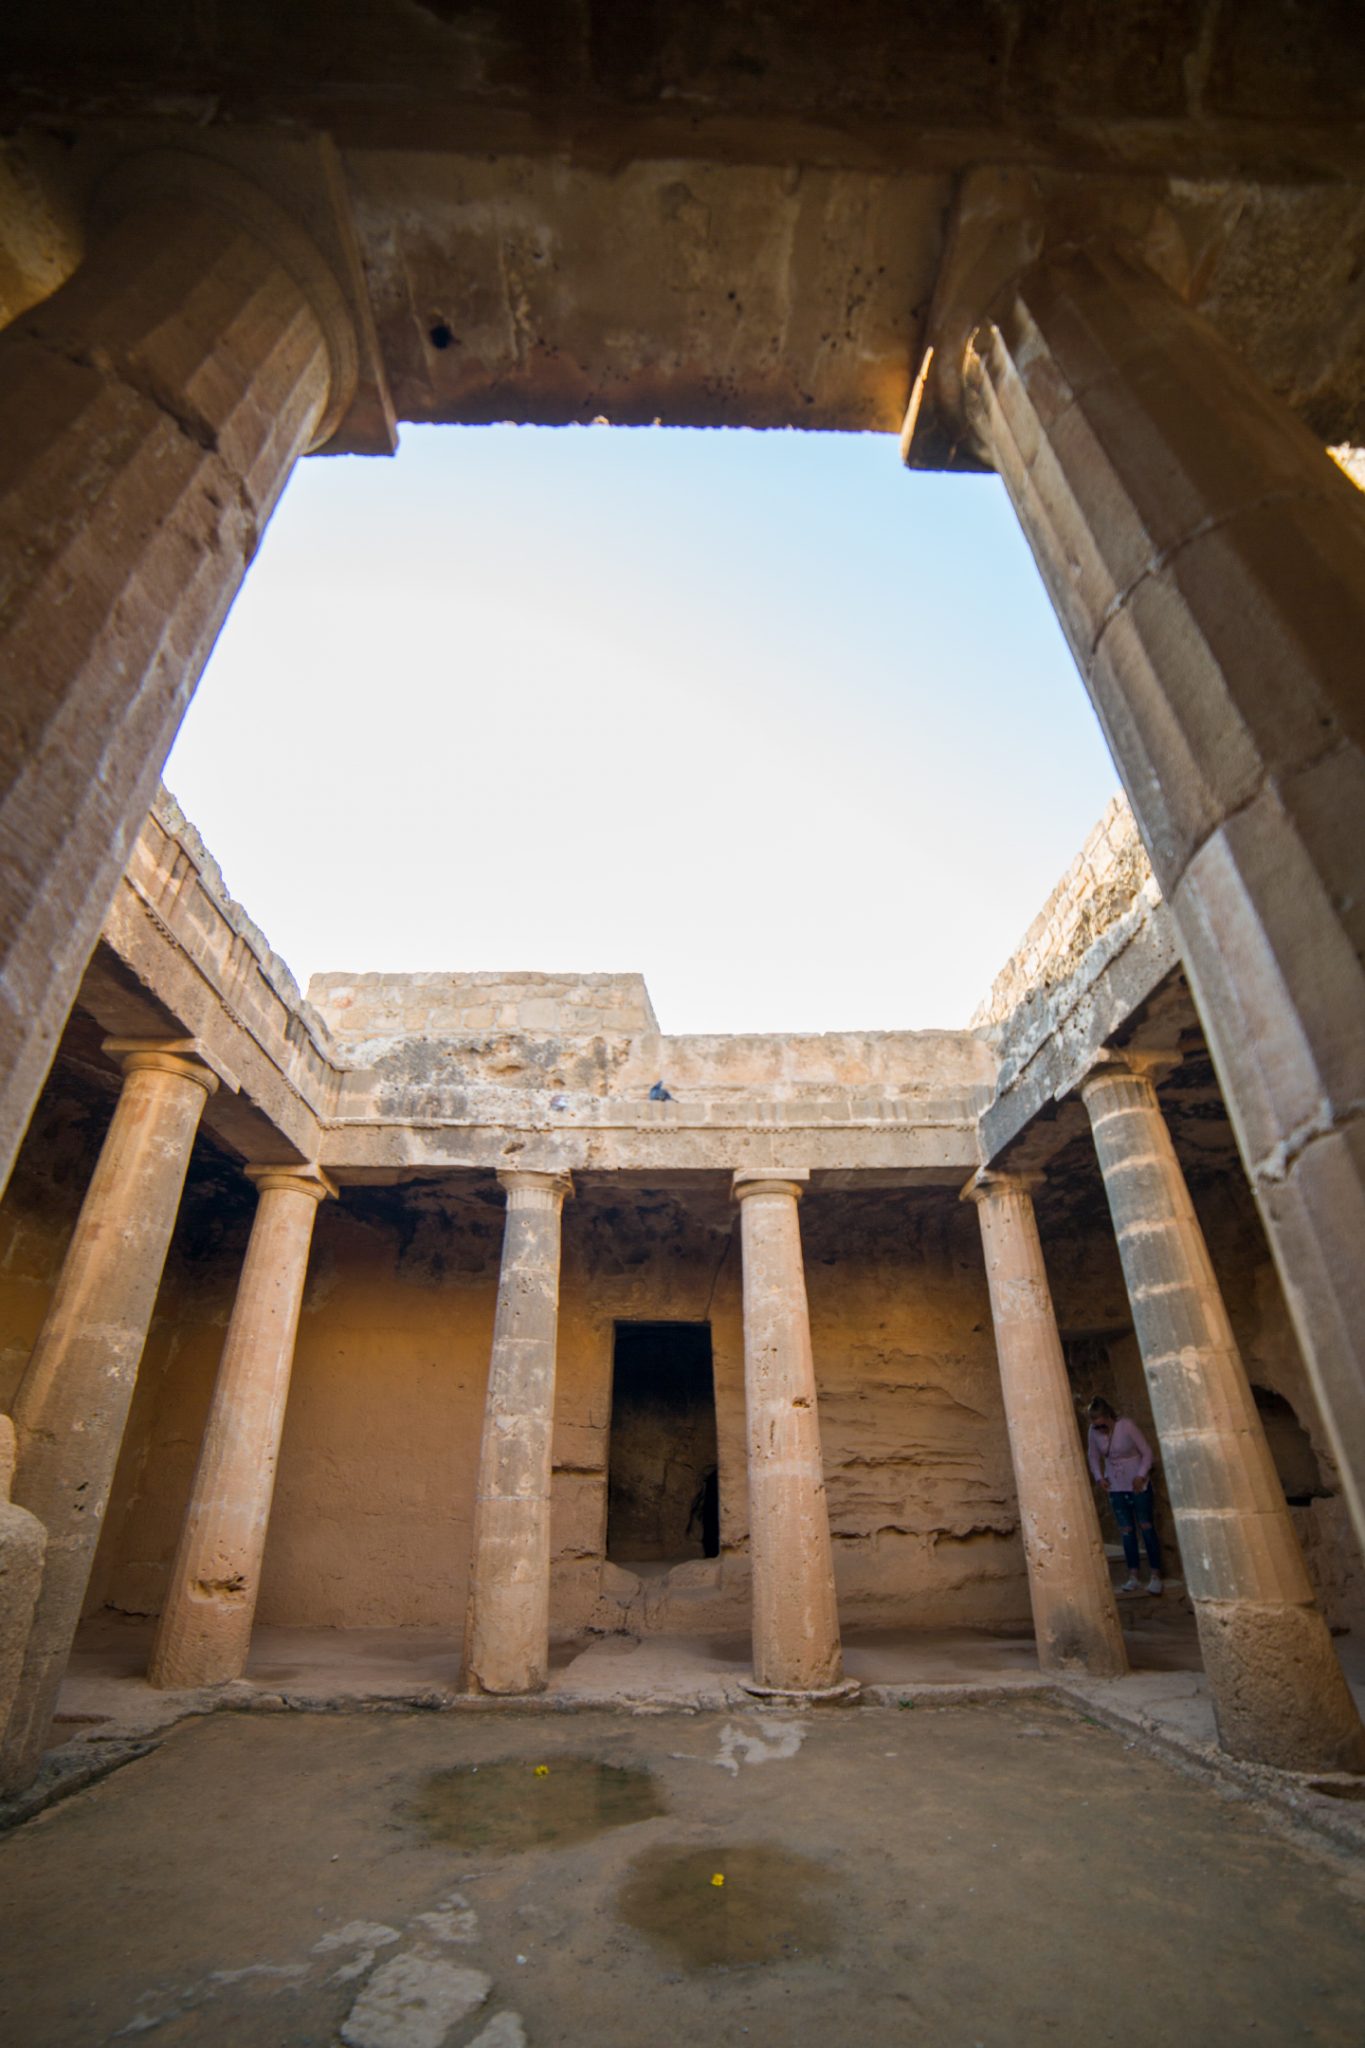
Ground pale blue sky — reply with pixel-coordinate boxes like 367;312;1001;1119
164;424;1119;1034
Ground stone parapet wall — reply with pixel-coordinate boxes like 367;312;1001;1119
145;791;339;1072
971;795;1156;1035
972;796;1182;1166
310;971;660;1043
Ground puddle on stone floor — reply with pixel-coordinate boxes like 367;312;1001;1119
407;1755;665;1852
617;1843;835;1969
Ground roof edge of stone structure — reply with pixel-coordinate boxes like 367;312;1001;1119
76;792;1180;1178
151;787;340;1064
969;794;1158;1039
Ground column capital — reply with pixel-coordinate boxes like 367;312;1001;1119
732;1168;810;1205
902;164;1046;465
497;1168;573;1206
902;166;1162;467
960;1165;1046;1206
102;1037;227;1098
1077;1046;1181;1100
245;1162;337;1204
92;150;361;452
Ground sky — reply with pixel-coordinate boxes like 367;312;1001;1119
163;424;1120;1036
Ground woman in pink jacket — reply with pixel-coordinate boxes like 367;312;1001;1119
1086;1397;1163;1595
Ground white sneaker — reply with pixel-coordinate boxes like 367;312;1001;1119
1119;1575;1141;1594
1147;1575;1163;1596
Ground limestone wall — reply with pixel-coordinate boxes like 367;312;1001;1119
311;971;659;1045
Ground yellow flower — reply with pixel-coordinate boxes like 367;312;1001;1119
533;1764;550;1777
710;1873;725;1888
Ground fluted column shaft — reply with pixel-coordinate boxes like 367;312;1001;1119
1;1043;217;1791
967;1170;1127;1678
463;1170;571;1696
961;240;1365;1558
734;1170;845;1696
148;1164;334;1691
1081;1056;1364;1769
0;152;354;1198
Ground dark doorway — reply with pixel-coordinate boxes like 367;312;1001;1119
1252;1385;1329;1506
607;1322;719;1564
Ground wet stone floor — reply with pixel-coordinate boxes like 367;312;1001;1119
1;1698;1363;2047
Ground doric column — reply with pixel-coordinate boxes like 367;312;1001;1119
965;1169;1127;1678
1;1040;218;1792
0;1419;46;1761
733;1170;847;1698
1080;1053;1365;1770
462;1170;571;1696
0;151;356;1198
148;1163;334;1691
947;226;1365;1560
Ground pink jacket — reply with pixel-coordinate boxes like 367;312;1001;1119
1087;1416;1153;1493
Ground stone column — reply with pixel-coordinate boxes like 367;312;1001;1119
148;1163;334;1692
965;1169;1128;1678
0;1418;46;1762
945;222;1365;1561
1;1041;218;1792
0;150;356;1199
462;1170;571;1696
1080;1054;1365;1770
733;1170;847;1698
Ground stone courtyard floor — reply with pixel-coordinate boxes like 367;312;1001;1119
2;1695;1364;2048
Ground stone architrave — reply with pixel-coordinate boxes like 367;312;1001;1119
1080;1053;1365;1771
0;1041;218;1793
732;1170;848;1698
462;1170;572;1696
944;216;1365;1560
965;1169;1127;1678
148;1163;335;1691
0;150;357;1201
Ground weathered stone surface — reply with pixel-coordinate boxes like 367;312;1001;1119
0;158;345;1202
341;1955;489;2048
735;1171;844;1695
966;1171;1126;1678
972;797;1181;1166
148;1164;332;1690
8;7;1365;444
960;230;1365;1558
0;1418;45;1762
463;1171;571;1695
1;1045;216;1793
313;970;660;1044
1081;1055;1364;1771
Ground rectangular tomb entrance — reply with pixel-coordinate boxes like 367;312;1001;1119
607;1322;719;1565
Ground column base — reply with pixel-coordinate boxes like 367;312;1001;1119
1195;1598;1365;1773
740;1677;862;1704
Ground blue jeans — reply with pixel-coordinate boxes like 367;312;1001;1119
1110;1487;1162;1574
